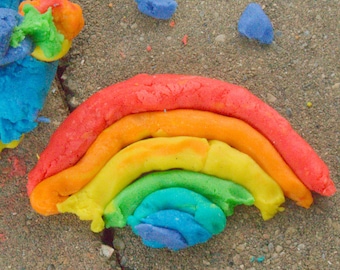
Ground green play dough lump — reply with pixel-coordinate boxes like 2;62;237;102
103;170;255;228
10;4;64;58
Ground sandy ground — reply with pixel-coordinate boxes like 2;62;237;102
1;0;339;269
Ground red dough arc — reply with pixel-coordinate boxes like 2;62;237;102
27;74;336;196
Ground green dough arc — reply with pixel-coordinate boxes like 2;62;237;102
103;170;255;228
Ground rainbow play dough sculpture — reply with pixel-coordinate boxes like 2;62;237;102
0;0;84;152
28;74;336;250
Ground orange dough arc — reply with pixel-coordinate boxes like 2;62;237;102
28;74;336;197
29;110;313;216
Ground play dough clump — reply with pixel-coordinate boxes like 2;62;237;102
11;4;64;58
0;0;84;151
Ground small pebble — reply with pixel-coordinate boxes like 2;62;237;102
275;245;283;253
46;265;56;270
67;96;80;110
113;238;125;251
268;243;274;252
267;93;277;103
100;244;114;258
120;22;128;29
23;226;29;234
236;243;246;252
215;34;226;43
233;254;242;264
120;255;127;266
286;108;293;118
297;243;306;250
130;23;138;29
285;226;297;236
203;259;210;266
263;233;270;239
331;82;340;90
275;30;283;37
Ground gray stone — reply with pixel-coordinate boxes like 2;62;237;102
100;244;115;258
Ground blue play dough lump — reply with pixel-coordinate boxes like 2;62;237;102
238;3;274;44
0;0;22;10
128;187;226;235
127;187;227;250
0;56;58;143
135;0;178;20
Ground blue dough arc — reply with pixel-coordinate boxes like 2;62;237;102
133;209;212;249
127;187;227;235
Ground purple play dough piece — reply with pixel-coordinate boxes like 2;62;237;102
0;8;22;55
130;209;212;250
135;223;188;250
0;38;33;66
0;8;34;65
